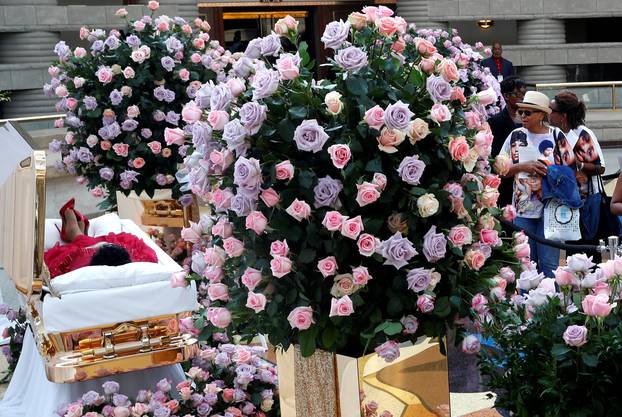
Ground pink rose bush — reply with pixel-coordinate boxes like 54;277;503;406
56;343;278;417
178;10;514;359
478;251;622;415
46;10;230;208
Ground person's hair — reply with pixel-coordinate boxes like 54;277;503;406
89;244;132;267
553;90;586;129
538;140;554;154
500;76;525;95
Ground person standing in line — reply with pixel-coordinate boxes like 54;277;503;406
481;42;515;81
488;76;526;206
499;91;561;277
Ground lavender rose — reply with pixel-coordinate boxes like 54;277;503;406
233;156;262;190
426;75;452;103
563;325;588;347
222;119;248;156
384;100;414;131
374;340;400;363
381;232;418;269
102;381;120;395
406;268;432;292
83;96;97;111
422;225;447;263
321;20;351;50
121;119;139;131
335;46;368;72
260;33;283;57
109;89;123;106
161;56;175;72
99;167;114;181
293;119;329;153
210;84;232;111
231;193;257;217
192;121;213;149
251;69;280;101
313;176;343;209
239;101;268;135
397;155;425;185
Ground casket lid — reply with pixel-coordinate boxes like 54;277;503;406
0;122;46;296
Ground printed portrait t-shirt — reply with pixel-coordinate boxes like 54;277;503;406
500;127;557;219
553;125;605;197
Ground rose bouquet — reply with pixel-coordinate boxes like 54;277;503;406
0;305;27;382
478;250;622;416
176;8;516;358
45;2;232;208
56;343;278;417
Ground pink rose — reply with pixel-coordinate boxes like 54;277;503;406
493;154;512;176
182;103;203;123
270;239;289;257
416;294;435;313
65;98;78;111
372;173;387;191
318;256;338;277
364;105;385;130
270;255;292;278
260;188;280;207
464;249;486;270
477;87;497;106
430;103;451;124
127;105;140;118
178;68;190;81
147;141;162;154
211;217;233;238
100;140;111;151
164;127;185;146
514;243;530;259
112;143;129;157
329;295;354;317
352;266;372;285
208;110;229;130
499;266;516;283
90;187;104;198
148;0;159;10
95;66;113;84
190;53;202;63
464;111;482;129
483;174;501;189
211;188;233;210
502;204;517;221
322;211;345;232
242;267;263;291
55;85;68;98
227;78;246;97
133;20;145;31
447;136;469;161
113;407;130;417
286;199;311;222
479;229;500;247
223;237;244;257
327;144;351;169
274;15;298;34
391;36;406;53
341;215;364;240
348;12;367;30
275;54;300;80
582;294;613;317
419;57;436;74
377;127;406;153
246;292;267;313
204;246;226;266
208;283;230;301
157;20;169;32
208;307;231;328
79;26;89;40
275;160;295;181
181;226;201;244
245;211;268;235
376;17;397;36
414;37;437;56
450;86;466;104
74;46;87;58
471;293;488;314
448;225;472;248
132;157;145;169
356;182;381;206
461;334;480;354
209;149;234;172
73;77;85;88
357;233;379;256
438;58;459;82
123;66;135;79
287;306;315;330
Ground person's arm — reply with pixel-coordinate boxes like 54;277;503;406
577;161;605;176
503;160;548;178
610;172;622;215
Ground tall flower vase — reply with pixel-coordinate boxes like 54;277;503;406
276;337;450;417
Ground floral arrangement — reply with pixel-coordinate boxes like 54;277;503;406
56;343;278;417
45;1;231;209
0;305;27;382
478;249;622;416
176;8;516;358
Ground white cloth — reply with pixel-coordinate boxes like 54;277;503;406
0;329;185;417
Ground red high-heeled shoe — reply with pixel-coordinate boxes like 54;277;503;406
58;198;75;242
74;209;90;235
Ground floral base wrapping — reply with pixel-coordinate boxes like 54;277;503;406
0;305;27;383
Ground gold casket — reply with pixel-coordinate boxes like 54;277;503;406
0;122;199;383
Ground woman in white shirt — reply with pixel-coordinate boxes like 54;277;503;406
500;91;560;277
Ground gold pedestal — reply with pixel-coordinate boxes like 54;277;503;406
276;337;450;417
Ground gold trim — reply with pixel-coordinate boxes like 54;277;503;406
223;11;308;19
33;150;46;283
200;0;395;7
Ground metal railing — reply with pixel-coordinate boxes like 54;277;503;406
536;81;622;111
0;113;65;132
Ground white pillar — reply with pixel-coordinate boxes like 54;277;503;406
397;0;446;30
517;18;566;84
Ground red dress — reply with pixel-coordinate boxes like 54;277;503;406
44;232;158;278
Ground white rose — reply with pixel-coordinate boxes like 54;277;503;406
324;91;343;115
417;193;439;218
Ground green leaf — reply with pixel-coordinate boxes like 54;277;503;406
346;76;368;96
383;321;403;336
582;354;598;367
299;327;318;357
551;344;571;359
298;248;316;264
288;106;308;119
434;296;451;318
321;326;339;349
298;170;315;189
365;157;382;173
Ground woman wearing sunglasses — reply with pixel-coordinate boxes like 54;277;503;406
499;91;561;277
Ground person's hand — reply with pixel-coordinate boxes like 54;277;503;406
520;160;548;176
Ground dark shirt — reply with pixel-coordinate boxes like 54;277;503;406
481;56;515;78
488;107;521;207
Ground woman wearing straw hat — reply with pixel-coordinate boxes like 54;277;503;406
499;91;562;277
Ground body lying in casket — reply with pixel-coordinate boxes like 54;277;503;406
0;122;199;383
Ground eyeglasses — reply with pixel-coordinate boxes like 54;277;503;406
517;109;537;117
